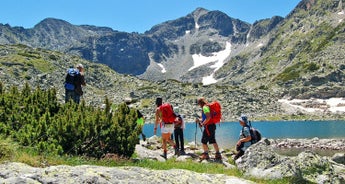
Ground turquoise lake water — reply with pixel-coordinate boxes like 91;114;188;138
143;120;345;148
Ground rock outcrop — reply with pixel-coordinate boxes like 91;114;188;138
236;138;345;184
0;162;254;184
0;137;344;184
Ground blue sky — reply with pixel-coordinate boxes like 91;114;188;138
0;0;301;33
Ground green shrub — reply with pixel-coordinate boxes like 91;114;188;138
0;82;141;159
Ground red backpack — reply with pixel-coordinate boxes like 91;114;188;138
208;101;222;124
159;103;176;123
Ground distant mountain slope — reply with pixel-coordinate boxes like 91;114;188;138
1;44;344;121
1;0;345;102
0;7;282;84
0;44;302;121
216;0;345;98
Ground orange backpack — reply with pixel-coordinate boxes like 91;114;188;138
159;103;176;123
208;101;222;124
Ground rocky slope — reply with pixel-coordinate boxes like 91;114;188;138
1;44;345;122
216;0;345;98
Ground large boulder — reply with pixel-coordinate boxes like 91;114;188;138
236;138;345;184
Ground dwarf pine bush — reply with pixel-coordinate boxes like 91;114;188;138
0;82;141;158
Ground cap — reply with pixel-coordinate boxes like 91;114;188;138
239;114;248;124
174;106;179;113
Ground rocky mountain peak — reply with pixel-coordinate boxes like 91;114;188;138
191;7;209;18
34;18;73;29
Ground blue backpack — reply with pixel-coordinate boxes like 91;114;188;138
64;68;79;90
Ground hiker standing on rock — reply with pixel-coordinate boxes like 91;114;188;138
195;97;222;160
154;97;177;159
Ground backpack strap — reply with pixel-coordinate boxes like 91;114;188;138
242;125;252;138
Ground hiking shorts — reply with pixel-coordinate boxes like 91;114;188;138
201;124;217;144
161;123;174;134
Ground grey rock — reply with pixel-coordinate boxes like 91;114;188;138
332;153;345;165
236;139;345;184
0;162;255;184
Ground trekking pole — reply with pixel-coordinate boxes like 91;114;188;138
195;120;197;149
193;113;202;133
193;113;203;149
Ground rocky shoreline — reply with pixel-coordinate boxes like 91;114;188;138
0;138;344;184
271;137;345;149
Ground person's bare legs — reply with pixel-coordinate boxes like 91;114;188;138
162;133;175;158
213;143;219;152
202;144;209;152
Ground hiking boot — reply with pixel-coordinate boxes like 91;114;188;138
174;148;179;156
160;152;167;159
215;152;222;160
179;150;186;155
142;134;146;142
199;152;210;160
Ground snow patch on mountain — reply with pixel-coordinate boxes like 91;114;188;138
157;63;166;73
188;42;231;85
278;98;345;113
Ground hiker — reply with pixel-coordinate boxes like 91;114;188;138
195;97;222;160
64;66;77;103
154;97;177;159
74;64;86;104
64;64;86;104
234;114;252;160
125;97;146;141
173;107;185;155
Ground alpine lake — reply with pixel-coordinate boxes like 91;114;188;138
143;120;345;156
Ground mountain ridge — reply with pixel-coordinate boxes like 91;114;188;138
1;0;345;120
0;7;275;81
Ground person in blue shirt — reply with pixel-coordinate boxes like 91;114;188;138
234;114;252;160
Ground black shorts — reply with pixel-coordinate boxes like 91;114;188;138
201;123;217;144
